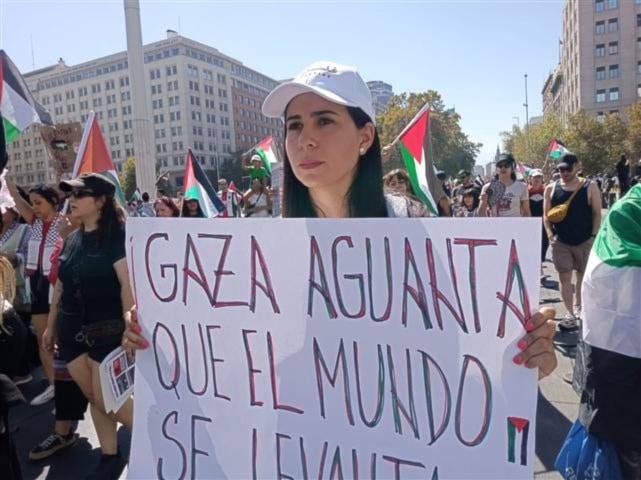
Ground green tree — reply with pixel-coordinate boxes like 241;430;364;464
376;91;481;176
626;101;641;163
602;113;628;173
501;114;564;167
119;157;137;200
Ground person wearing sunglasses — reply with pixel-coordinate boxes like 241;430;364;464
43;173;133;478
543;153;602;332
478;153;530;217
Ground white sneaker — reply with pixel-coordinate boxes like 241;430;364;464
573;304;582;319
30;385;54;406
559;313;579;332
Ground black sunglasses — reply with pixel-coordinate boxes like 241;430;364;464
558;165;574;172
496;163;512;169
65;189;97;199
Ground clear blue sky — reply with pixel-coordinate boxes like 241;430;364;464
0;0;563;167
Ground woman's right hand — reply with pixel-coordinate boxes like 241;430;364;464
42;327;55;354
123;306;148;358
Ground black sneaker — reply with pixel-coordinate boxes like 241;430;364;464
29;432;78;460
85;453;127;480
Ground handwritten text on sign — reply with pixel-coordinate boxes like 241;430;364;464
127;218;541;479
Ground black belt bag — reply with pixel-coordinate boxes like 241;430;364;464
82;319;124;348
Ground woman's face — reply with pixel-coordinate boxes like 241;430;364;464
251;179;262;192
1;210;17;227
29;192;56;219
530;175;543;187
155;202;173;217
387;175;408;194
68;191;102;221
463;195;474;208
185;199;199;213
285;92;374;192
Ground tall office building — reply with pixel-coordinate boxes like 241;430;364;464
367;80;393;116
543;0;641;124
8;32;283;189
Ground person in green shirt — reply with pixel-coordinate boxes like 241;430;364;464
242;153;268;184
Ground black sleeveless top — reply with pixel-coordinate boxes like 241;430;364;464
551;180;593;245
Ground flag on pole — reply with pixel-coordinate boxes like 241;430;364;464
182;149;225;218
71;111;127;208
0;50;53;143
547;138;570;159
516;163;533;179
254;135;278;175
396;104;443;215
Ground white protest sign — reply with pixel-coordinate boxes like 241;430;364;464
127;218;541;479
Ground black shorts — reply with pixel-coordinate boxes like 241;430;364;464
57;313;123;364
29;269;51;315
53;353;88;421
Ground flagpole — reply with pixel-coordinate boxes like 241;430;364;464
391;102;431;146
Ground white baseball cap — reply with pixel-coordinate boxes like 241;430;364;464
530;168;544;177
262;61;376;124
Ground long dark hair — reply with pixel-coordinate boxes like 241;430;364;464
93;195;126;246
28;184;60;210
181;198;204;217
281;106;386;218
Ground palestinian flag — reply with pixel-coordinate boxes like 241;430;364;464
516;163;533;179
547;138;570;159
578;184;641;447
254;135;278;175
182;149;225;218
72;111;127;209
0;50;53;143
397;104;443;215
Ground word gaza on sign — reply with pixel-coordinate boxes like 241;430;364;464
127;217;541;480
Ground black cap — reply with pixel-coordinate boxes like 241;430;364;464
457;169;472;179
436;170;447;181
557;153;578;169
496;153;516;166
59;172;116;196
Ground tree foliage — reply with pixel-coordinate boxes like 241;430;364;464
119;157;137;200
626;102;641;163
376;91;481;176
501;107;635;175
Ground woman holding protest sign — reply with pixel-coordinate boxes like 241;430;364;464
42;173;133;478
122;61;556;379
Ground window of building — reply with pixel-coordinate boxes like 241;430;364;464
609;64;619;78
608;0;617;8
596;66;606;80
609;41;618;54
608;18;618;32
596;43;605;56
596;0;605;11
609;87;619;101
638;61;641;74
637;14;641;27
596;89;606;102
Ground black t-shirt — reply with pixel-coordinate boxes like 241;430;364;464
58;226;126;324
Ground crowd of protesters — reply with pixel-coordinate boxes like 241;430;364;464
0;59;638;480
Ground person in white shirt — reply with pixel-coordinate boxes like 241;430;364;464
478;153;530;217
216;178;240;218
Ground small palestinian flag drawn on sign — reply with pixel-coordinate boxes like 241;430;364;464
507;416;530;466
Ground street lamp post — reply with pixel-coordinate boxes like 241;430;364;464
524;74;531;164
513;116;520;129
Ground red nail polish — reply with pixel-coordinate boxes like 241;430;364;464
141;340;149;349
513;355;523;365
525;321;534;332
134;324;141;333
517;339;527;350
